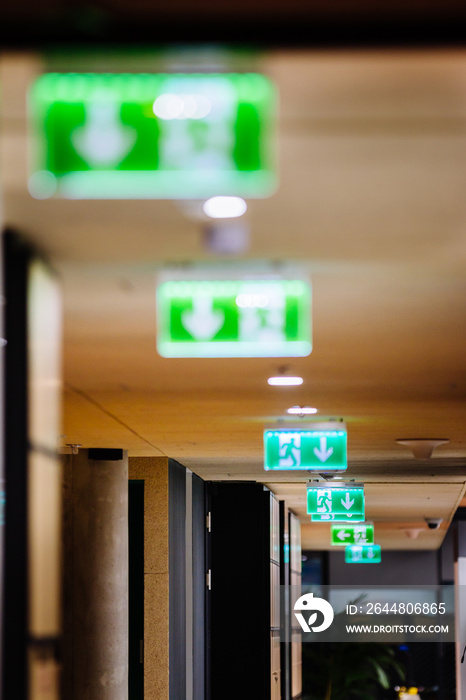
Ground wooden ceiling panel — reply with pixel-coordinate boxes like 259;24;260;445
2;50;466;549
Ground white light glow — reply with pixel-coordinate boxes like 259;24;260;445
236;293;269;308
153;93;212;120
203;196;247;219
286;406;317;415
191;95;211;119
153;93;184;119
28;170;57;199
268;376;303;386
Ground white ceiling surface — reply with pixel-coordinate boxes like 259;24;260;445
1;49;466;550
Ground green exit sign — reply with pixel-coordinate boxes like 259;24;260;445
307;482;365;518
264;423;347;471
28;72;276;199
331;522;374;546
345;544;381;563
311;513;365;523
156;279;311;358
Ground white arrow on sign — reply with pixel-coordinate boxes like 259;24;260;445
181;296;224;341
367;548;374;558
72;101;136;168
313;436;334;463
341;493;355;510
337;530;350;541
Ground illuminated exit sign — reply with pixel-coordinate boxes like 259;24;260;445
331;522;374;546
311;513;365;523
307;481;365;518
28;72;276;199
264;423;347;471
156;279;311;358
345;544;381;563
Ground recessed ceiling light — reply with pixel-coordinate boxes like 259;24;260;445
203;196;247;219
268;376;303;386
286;405;317;415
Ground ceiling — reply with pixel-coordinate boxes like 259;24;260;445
1;48;466;550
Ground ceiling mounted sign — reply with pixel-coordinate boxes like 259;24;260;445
28;72;276;199
264;422;347;471
345;544;381;563
331;522;374;546
307;481;365;519
156;278;311;358
311;513;365;523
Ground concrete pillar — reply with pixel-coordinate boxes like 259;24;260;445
63;448;128;700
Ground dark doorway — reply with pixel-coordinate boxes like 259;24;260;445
129;480;144;700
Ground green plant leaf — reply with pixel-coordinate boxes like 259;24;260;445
367;658;389;688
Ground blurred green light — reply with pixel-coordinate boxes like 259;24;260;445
345;544;381;563
311;514;365;523
156;278;311;358
29;72;277;199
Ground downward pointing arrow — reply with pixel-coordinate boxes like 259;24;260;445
341;493;355;510
181;296;224;341
72;101;136;168
313;436;334;463
337;530;350;541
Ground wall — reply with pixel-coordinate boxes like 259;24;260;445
328;549;439;586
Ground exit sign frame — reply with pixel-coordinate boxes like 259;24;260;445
311;513;365;523
156;277;311;358
29;72;277;199
264;421;347;471
345;544;382;563
307;481;365;519
331;522;374;546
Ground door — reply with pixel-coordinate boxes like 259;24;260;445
129;480;144;700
